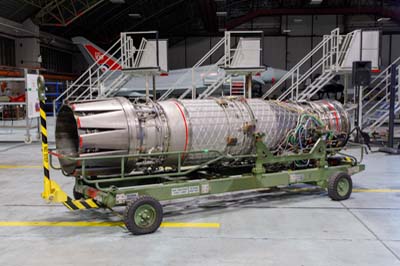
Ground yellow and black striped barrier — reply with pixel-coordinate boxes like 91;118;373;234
64;197;99;210
37;75;99;210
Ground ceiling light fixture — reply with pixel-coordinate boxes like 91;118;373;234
310;0;323;4
128;13;142;18
377;17;391;22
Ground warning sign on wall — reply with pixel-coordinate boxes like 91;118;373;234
26;74;40;119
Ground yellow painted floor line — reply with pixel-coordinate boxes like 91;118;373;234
0;165;41;169
353;189;400;193
0;221;220;228
287;188;400;193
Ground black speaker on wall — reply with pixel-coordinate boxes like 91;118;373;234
352;61;371;87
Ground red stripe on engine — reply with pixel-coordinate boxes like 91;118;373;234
48;151;63;158
174;102;189;160
323;101;340;131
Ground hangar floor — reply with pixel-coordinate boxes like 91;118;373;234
1;120;400;266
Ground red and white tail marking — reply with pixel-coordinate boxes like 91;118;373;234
84;44;122;71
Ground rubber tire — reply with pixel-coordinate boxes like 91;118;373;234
73;187;84;200
24;136;32;144
124;196;163;235
328;172;353;201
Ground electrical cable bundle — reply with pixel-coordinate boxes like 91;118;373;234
273;100;350;167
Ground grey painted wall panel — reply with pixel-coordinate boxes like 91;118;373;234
391;35;400;64
313;15;337;35
164;15;397;74
168;39;186;69
288;15;312;36
287;37;311;73
72;52;88;74
210;37;224;64
235;22;252;30
186;37;210;67
252;16;281;34
312;36;323;75
381;35;390;68
264;36;286;69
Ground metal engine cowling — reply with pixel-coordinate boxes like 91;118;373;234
55;97;350;176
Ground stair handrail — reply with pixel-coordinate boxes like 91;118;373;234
361;60;400;124
133;38;147;68
80;71;124;100
363;82;393;113
73;52;123;101
363;83;399;118
298;72;335;101
74;36;148;101
198;75;228;99
74;55;124;101
198;74;231;99
227;37;244;67
337;32;354;67
278;50;333;100
296;59;338;101
102;75;131;98
363;57;400;101
365;104;400;131
158;70;192;100
52;38;121;114
190;37;226;98
159;37;226;100
177;56;226;100
78;40;140;101
261;29;338;100
362;73;399;130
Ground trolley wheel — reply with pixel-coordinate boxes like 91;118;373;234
73;186;84;200
328;172;353;201
124;195;163;235
24;136;32;144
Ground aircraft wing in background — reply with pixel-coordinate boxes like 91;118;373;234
72;36;288;94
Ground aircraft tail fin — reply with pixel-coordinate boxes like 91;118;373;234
72;36;121;71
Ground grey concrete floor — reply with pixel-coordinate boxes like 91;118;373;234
0;132;400;265
0;117;42;143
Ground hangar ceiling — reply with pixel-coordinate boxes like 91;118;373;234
0;0;399;45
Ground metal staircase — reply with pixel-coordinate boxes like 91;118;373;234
52;38;123;115
99;73;132;98
159;43;227;100
197;32;264;99
160;30;264;100
298;72;336;100
230;75;246;96
52;32;166;114
197;75;231;99
361;57;400;132
261;28;362;101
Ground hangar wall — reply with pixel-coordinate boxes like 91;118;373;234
0;17;86;74
0;15;398;74
168;15;399;71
